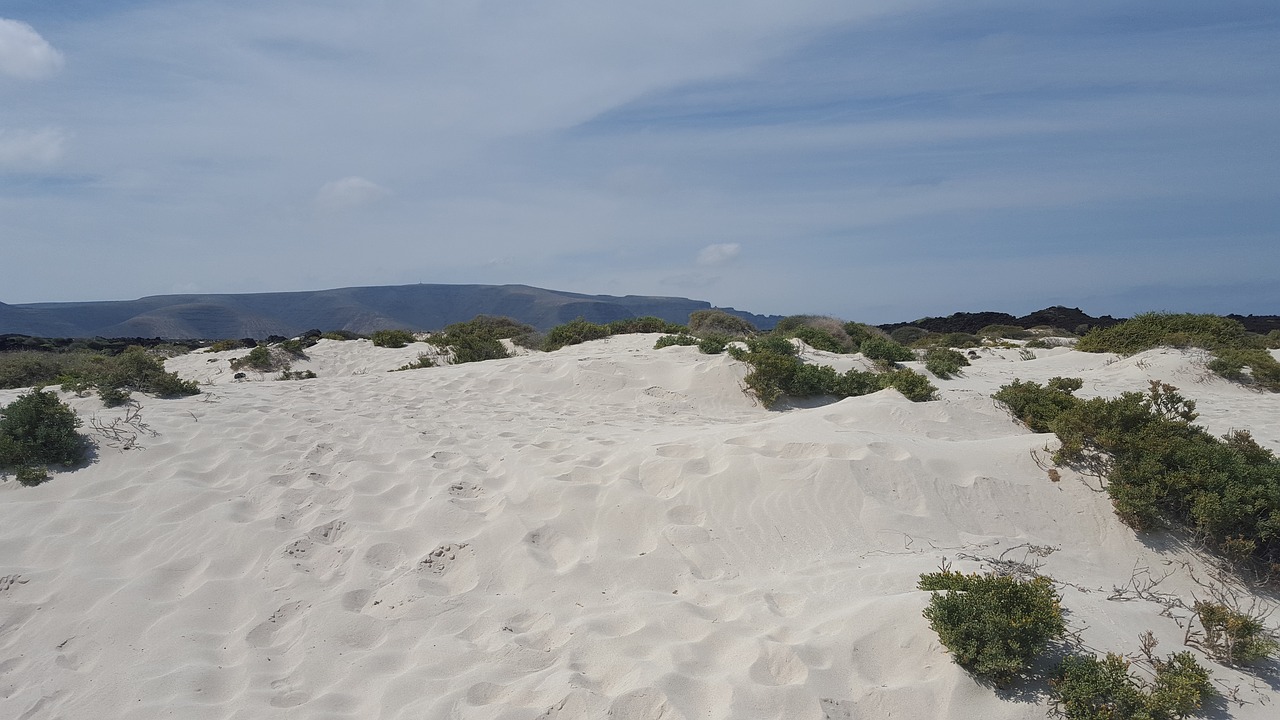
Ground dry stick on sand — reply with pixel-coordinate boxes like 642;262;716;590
88;402;158;451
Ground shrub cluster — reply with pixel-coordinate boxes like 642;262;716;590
688;309;757;337
1193;601;1279;665
993;378;1280;568
774;316;856;353
392;354;437;372
0;390;88;485
1052;652;1213;719
607;316;685;335
370;329;417;348
229;345;274;371
918;569;1065;684
654;334;699;349
859;336;915;365
50;345;200;406
542;318;611;352
1076;313;1257;355
424;316;529;364
737;343;935;408
924;348;970;379
1206;348;1280;392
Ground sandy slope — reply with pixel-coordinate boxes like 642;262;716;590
1;336;1278;719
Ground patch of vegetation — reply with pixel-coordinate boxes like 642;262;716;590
425;315;534;362
915;332;983;349
924;348;970;379
979;324;1033;340
879;368;938;401
860;336;915;365
607;317;685;335
277;370;317;381
320;330;360;341
774;316;855;353
687;309;756;338
1206;348;1280;392
1052;652;1213;720
697;334;731;355
890;326;930;345
993;378;1280;568
1076;313;1257;355
737;345;933;408
209;339;246;352
370;329;417;348
1192;601;1279;665
654;334;699;349
0;389;88;485
542;318;611;352
918;568;1065;684
229;345;275;371
392;354;436;372
842;322;889;347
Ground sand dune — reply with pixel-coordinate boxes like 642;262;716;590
2;336;1277;719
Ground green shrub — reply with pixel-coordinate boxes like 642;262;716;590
277;370;317;380
443;315;536;342
697;334;730;355
774;316;855;353
370;329;416;348
860;336;914;364
979;324;1032;340
654;334;699;349
320;330;359;341
919;570;1064;684
786;325;846;353
687;309;756;338
1265;331;1280;349
542;318;611;351
444;334;509;364
98;386;131;407
992;377;1083;433
746;334;798;356
879;368;938;401
998;378;1280;567
1076;313;1256;355
229;345;274;371
278;338;309;356
919;332;983;349
607;317;684;335
209;339;245;352
56;346;200;400
1052;652;1213;720
1193;601;1279;665
1206;348;1280;392
393;354;436;372
0;390;87;479
842;322;888;347
890;326;930;345
924;348;970;379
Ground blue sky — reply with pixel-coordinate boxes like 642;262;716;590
1;1;1276;323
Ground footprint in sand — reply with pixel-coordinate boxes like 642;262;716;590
607;688;680;720
0;574;28;592
524;527;581;572
418;542;478;595
364;542;405;571
763;591;805;617
749;642;809;686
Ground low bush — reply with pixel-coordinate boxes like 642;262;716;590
209;339;245;352
880;368;938;401
993;378;1280;568
890;326;930;345
1052;652;1213;719
52;345;200;402
1206;348;1280;392
607;317;684;335
277;370;317;380
924;348;970;379
393;354;436;372
320;330;359;341
917;332;982;349
654;334;699;349
860;336;915;365
688;309;756;338
370;329;417;348
1193;601;1279;665
0;389;88;484
843;322;888;347
543;318;610;351
918;569;1065;684
1076;313;1256;355
775;316;855;353
229;345;273;371
979;324;1032;340
746;334;798;356
697;334;731;355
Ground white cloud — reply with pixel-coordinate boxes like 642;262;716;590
696;242;741;266
0;18;64;80
314;176;387;212
0;127;66;169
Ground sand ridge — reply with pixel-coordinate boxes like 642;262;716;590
1;335;1278;718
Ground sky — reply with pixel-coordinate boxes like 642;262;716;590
1;1;1277;323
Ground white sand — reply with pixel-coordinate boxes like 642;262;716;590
2;337;1278;719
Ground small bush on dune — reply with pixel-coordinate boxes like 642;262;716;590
1193;601;1279;665
1052;652;1213;720
890;326;930;345
607;317;684;335
393;354;436;372
688;309;756;338
0;389;88;484
915;332;983;349
209;339;245;352
992;377;1083;433
860;336;915;365
775;316;855;353
979;324;1033;340
277;369;317;381
697;334;731;355
918;569;1065;684
879;368;938;401
370;329;417;348
229;345;273;371
543;318;611;352
654;334;699;349
1206;348;1280;392
746;334;798;356
924;348;970;379
1076;313;1256;355
320;330;359;341
843;322;889;347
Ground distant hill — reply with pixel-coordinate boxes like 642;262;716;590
876;307;1279;335
0;284;782;340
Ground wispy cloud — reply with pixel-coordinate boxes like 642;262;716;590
0;18;64;79
0;127;66;170
315;176;387;212
696;243;741;266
